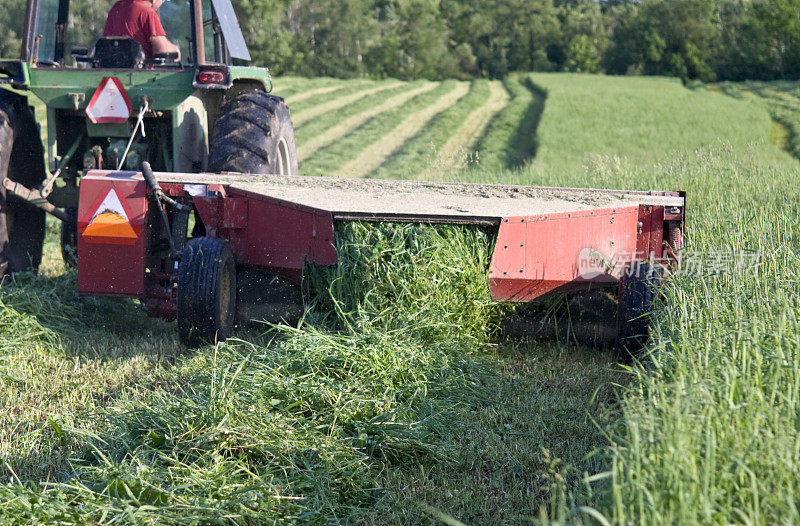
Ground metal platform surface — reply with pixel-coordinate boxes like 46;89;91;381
153;172;684;225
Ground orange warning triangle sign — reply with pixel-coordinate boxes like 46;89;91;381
83;189;138;241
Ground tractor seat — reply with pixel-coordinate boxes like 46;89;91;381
92;38;145;69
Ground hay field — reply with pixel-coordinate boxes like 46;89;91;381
1;73;799;523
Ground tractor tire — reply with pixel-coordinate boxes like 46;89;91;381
208;90;298;176
616;261;664;356
60;208;78;268
0;91;47;277
177;236;237;347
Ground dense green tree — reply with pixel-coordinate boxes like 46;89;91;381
566;34;601;73
558;0;610;72
368;0;457;79
751;0;800;79
0;4;24;58
605;0;719;81
232;0;303;75
3;0;800;82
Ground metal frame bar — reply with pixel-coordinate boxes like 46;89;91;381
21;0;41;61
190;0;206;65
54;0;70;63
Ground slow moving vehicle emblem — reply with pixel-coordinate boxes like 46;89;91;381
85;77;132;124
82;188;138;244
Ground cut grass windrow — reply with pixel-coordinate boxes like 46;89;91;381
293;82;417;149
433;80;511;176
474;74;542;171
298;81;438;163
334;81;471;178
292;81;404;127
369;79;492;181
284;80;366;105
300;81;458;176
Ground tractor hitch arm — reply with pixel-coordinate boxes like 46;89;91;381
2;178;74;223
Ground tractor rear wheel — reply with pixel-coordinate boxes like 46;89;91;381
616;261;664;357
208;90;298;175
0;92;47;277
177;236;237;347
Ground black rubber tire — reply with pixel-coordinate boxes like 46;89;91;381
0;91;47;277
177;237;237;347
616;261;664;356
60;208;78;268
208;90;298;175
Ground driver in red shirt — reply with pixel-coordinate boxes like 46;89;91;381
103;0;180;60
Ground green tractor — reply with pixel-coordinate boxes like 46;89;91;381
0;0;298;276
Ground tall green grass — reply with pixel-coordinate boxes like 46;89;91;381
602;146;800;524
4;73;800;523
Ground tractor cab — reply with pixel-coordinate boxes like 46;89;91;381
0;0;293;277
0;0;272;196
25;0;250;70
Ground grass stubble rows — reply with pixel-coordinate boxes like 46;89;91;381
333;81;471;178
1;73;800;523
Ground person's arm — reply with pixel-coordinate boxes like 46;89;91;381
150;35;180;60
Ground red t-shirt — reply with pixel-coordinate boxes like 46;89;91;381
103;0;166;58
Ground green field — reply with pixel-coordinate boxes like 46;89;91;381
1;73;799;523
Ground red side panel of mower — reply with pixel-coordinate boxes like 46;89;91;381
77;173;148;296
76;170;682;312
488;206;641;301
190;185;337;283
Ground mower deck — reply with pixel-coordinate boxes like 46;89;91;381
155;172;684;225
76;169;685;342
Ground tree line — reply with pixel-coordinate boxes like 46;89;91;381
2;0;799;82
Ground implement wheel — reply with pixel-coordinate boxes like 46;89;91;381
208;90;298;175
177;237;237;347
0;91;47;277
616;261;664;356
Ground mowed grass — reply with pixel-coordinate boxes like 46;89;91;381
2;73;800;524
369;79;503;180
715;80;800;159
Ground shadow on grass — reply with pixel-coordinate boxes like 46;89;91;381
505;77;547;169
0;270;182;360
367;339;627;524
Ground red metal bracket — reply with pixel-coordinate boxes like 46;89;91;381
488;207;641;302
